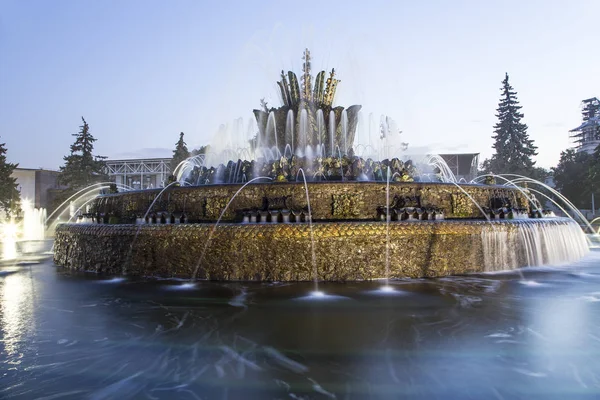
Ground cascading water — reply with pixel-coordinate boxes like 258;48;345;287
385;167;391;287
22;201;46;241
481;220;588;272
298;108;308;156
329;110;336;157
296;169;318;294
316;109;324;151
266;112;277;153
482;228;518;271
341;109;348;154
356;111;363;151
425;154;458;183
379;115;388;160
286;110;294;155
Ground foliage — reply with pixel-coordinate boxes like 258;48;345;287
58;117;107;189
483;73;538;176
552;149;597;208
530;167;551;182
170;132;190;173
0;140;20;218
191;145;210;156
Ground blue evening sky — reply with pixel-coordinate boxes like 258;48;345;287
1;0;598;169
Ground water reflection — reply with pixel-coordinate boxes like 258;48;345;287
1;267;36;360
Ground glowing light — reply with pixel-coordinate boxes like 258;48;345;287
180;283;196;289
2;221;18;238
380;285;395;292
21;198;31;211
2;221;19;260
310;291;325;298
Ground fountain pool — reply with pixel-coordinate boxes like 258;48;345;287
3;249;600;399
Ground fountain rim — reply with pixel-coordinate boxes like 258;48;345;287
57;216;576;228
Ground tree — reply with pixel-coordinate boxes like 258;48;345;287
191;145;210;156
0;140;20;218
58;117;107;189
170;132;190;173
484;73;538;177
552;149;597;208
530;166;551;182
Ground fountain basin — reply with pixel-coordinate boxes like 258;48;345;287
53;218;587;280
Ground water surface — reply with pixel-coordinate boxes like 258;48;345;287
2;249;600;399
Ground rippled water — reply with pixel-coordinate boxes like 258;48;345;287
2;247;600;399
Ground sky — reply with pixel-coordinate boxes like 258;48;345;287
1;0;598;170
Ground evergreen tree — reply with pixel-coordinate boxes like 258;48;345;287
552;149;597;208
191;145;210;156
485;73;538;176
170;132;190;173
0;140;20;218
58;117;107;189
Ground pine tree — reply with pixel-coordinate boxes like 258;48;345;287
486;73;537;176
58;117;107;189
191;145;210;156
0;140;20;218
170;132;190;173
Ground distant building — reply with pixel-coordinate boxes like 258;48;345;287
570;97;600;154
104;158;171;190
439;153;480;182
11;168;62;209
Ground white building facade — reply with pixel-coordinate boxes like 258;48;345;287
104;158;171;190
570;97;600;154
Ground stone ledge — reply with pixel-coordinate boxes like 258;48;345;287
53;219;574;281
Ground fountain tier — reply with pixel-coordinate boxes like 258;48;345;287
54;218;586;280
84;181;529;223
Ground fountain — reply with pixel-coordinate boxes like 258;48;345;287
1;220;18;261
53;50;589;280
0;199;48;260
